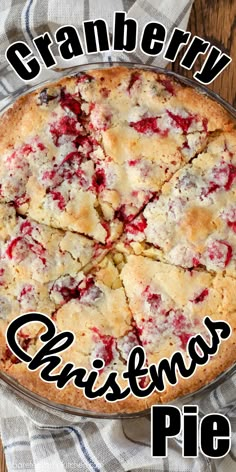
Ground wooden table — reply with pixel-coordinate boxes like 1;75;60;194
0;1;235;470
0;441;6;472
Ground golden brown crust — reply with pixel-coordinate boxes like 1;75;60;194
0;66;236;414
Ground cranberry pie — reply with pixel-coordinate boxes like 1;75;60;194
0;66;236;413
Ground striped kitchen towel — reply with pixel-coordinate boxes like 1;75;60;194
1;365;236;472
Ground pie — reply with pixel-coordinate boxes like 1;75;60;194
0;65;236;414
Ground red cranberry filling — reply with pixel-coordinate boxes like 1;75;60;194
57;279;81;303
227;221;236;233
115;205;137;223
146;293;161;311
100;221;111;245
91;328;115;366
128;159;139;167
53;276;103;305
192;257;200;267
14;194;30;208
19;220;33;236
76;73;94;83
6;237;25;259
91;169;106;192
60;91;81;115
17;285;33;303
143;286;161;311
191;288;209;304
130;117;168;136
6;230;46;265
127;72;141;93
50;190;66;210
206;162;236;196
179;332;192;349
126;215;147;235
224;164;236;190
79;277;103;305
167;110;196;134
50;116;80;146
158;78;175;95
172;312;193;349
207;240;232;267
61;151;82;166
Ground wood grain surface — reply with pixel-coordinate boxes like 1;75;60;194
0;1;235;471
0;440;6;472
169;0;236;106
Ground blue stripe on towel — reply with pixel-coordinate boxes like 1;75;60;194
67;426;100;472
25;0;34;41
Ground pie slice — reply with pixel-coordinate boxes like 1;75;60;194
4;254;150;412
0;263;56;368
119;132;236;276
0;80;121;243
121;255;236;402
0;204;103;284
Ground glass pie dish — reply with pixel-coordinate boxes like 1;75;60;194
0;61;236;419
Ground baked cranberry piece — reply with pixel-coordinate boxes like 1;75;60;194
130;117;168;136
167;110;196;134
172;312;193;349
52;276;103;305
192;257;200;267
6;229;47;265
115;205;137;223
19;220;33;236
223;206;236;233
50;116;80;146
6;237;27;260
76;73;94;83
158;77;175;96
91;168;106;193
52;277;80;304
49;190;66;210
127;72;141;93
143;286;162;312
61;151;82;166
205;161;236;196
14;194;30;209
91;328;116;367
190;288;209;304
79;277;103;305
179;333;192;350
126;215;147;236
207;240;233;268
60;90;81;115
128;159;139;167
17;284;33;303
227;221;236;233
